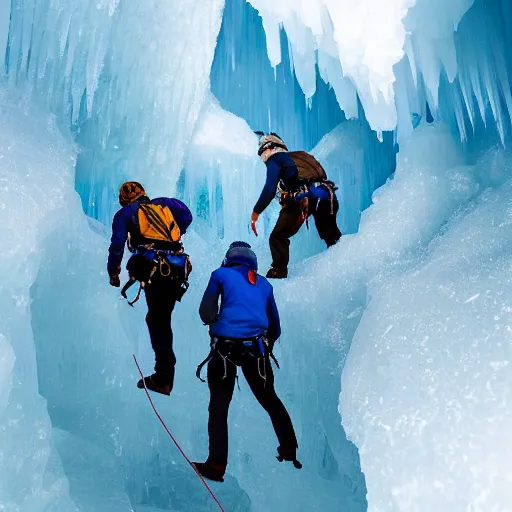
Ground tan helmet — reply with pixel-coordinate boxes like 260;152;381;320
257;132;288;156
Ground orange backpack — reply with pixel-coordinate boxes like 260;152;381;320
138;203;181;243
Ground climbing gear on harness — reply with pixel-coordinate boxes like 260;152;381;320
119;181;146;207
138;203;181;243
196;350;214;383
196;335;279;386
121;246;191;306
278;179;338;219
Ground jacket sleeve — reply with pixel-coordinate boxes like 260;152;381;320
107;208;129;276
199;271;221;325
266;288;281;343
253;157;281;214
156;198;193;234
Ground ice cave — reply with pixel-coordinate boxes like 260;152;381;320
1;0;511;510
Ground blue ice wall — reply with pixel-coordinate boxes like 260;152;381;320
393;0;512;150
209;0;397;236
2;0;225;224
211;0;346;151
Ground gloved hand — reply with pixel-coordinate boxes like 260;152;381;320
109;267;121;287
250;211;259;237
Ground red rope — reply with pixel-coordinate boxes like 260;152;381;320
133;355;225;512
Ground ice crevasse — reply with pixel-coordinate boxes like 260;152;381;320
0;0;512;511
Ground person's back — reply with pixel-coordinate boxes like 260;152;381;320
199;244;280;342
250;133;342;279
107;181;193;397
108;195;192;271
194;241;299;482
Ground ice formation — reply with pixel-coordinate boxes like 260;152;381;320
1;0;512;510
0;89;78;512
248;0;512;144
340;128;512;511
2;0;224;221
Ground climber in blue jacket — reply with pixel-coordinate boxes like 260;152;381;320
107;186;192;279
198;244;281;342
193;242;300;482
107;181;193;396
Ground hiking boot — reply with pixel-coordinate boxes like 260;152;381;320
192;461;226;482
266;267;288;279
137;374;171;396
276;446;302;469
326;235;341;248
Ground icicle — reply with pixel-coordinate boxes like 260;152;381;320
0;0;10;71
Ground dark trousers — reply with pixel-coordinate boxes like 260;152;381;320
207;353;298;467
269;195;341;270
144;272;179;389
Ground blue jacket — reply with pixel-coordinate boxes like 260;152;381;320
253;152;301;214
199;248;281;342
253;151;330;213
107;197;193;276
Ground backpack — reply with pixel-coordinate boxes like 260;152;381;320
138;203;181;243
289;151;327;182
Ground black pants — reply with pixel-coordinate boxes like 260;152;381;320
206;352;298;467
144;272;180;389
269;195;341;270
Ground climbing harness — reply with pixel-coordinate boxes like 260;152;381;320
121;245;191;306
278;179;338;226
121;263;158;306
133;355;225;512
196;335;281;387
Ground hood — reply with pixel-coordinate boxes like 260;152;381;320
222;246;258;272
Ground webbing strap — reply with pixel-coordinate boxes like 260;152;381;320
121;278;137;300
195;350;214;382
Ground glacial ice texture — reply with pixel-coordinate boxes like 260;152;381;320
3;0;224;223
340;124;512;511
1;0;512;510
0;88;78;512
247;0;512;145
